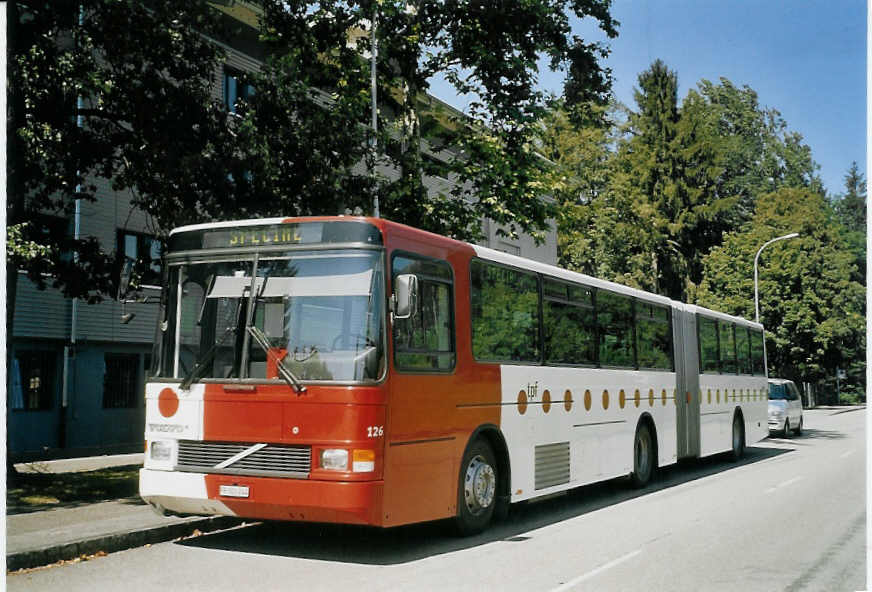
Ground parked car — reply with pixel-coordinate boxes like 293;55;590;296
768;379;803;436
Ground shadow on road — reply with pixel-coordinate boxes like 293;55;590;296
766;427;848;444
177;445;791;565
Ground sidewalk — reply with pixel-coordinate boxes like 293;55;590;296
6;455;242;571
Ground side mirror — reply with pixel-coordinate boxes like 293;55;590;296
394;274;418;319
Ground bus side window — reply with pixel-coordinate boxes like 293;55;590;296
543;278;595;366
736;325;752;375
392;255;455;372
719;320;737;374
597;290;634;369
749;328;765;375
470;260;540;363
698;316;720;374
636;302;673;371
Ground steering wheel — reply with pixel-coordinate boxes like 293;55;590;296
331;333;372;350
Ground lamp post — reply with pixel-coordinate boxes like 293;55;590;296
754;232;799;323
370;5;379;218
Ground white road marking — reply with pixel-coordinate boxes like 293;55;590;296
764;476;803;494
549;549;642;592
839;450;854;459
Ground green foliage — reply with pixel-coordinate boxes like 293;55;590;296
549;64;824;302
832;161;867;284
10;0;619;304
836;161;867;233
697;188;865;390
8;0;231;300
357;0;619;243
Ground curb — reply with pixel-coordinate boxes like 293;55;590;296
7;515;242;571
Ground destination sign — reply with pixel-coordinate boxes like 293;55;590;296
168;220;382;252
203;223;317;248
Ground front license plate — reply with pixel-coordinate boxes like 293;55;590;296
219;484;250;498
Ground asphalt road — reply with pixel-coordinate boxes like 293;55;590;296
9;407;865;592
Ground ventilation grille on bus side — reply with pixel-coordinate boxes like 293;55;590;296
535;442;570;490
176;440;311;479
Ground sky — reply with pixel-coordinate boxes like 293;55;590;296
429;0;866;198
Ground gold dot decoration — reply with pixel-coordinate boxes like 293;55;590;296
673;389;678;405
542;389;551;413
517;390;527;415
584;389;592;411
648;388;655;407
619;389;626;409
662;389;668;406
564;389;573;412
602;389;610;410
716;389;720;404
634;389;641;408
732;389;737;402
707;389;712;405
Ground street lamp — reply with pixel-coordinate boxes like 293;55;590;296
370;5;379;218
753;232;799;323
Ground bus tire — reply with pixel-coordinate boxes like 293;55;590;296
729;412;745;461
454;438;497;536
630;422;655;488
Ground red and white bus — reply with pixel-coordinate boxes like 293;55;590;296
140;216;769;534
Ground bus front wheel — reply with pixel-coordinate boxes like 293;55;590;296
455;438;497;536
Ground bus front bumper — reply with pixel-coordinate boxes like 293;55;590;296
139;468;384;526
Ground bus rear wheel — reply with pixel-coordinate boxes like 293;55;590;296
455;438;497;536
729;414;745;461
630;423;654;488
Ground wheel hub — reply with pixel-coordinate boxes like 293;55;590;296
464;455;495;514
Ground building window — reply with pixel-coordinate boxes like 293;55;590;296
103;353;139;409
118;230;161;287
224;67;255;113
11;350;57;411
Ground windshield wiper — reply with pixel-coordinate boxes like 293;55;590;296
247;326;307;394
180;323;238;390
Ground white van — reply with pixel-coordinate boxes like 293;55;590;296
768;379;804;436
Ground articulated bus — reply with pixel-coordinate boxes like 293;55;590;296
140;216;769;534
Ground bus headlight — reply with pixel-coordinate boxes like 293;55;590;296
320;449;348;471
150;440;174;461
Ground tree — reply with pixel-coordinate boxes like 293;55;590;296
347;0;619;243
10;0;620;303
697;188;865;393
551;69;825;301
833;162;866;285
7;1;236;304
836;161;867;233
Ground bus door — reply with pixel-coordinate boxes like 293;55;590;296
383;251;460;526
673;305;701;458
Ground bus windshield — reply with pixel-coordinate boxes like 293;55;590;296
158;249;385;384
